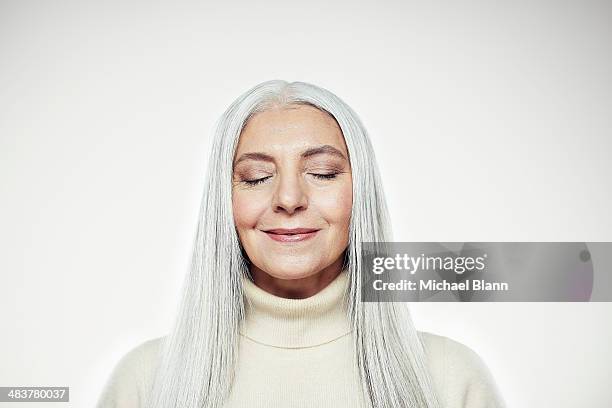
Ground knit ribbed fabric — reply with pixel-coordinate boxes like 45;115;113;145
239;269;352;348
225;268;364;407
96;270;507;408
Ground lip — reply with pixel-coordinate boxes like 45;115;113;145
263;227;320;243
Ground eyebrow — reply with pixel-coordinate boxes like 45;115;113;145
233;144;347;168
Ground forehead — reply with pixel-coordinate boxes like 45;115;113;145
235;104;347;155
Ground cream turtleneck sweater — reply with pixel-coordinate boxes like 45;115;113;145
96;270;506;407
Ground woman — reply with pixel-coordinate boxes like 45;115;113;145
96;80;506;408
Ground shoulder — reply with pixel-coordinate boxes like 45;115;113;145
417;331;507;408
418;331;492;376
129;336;165;365
109;336;165;380
96;336;166;408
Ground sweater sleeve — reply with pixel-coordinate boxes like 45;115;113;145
95;342;147;408
442;336;507;408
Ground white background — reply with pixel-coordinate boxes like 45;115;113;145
1;0;611;407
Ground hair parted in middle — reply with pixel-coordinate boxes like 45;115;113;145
145;80;442;408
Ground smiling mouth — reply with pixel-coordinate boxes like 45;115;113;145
262;228;320;243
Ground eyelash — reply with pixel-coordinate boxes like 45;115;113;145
243;173;338;186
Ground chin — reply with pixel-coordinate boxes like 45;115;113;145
260;263;322;280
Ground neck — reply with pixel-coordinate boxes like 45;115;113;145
249;257;346;298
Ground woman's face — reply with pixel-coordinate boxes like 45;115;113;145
232;104;353;287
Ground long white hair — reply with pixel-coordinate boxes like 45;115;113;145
146;80;441;408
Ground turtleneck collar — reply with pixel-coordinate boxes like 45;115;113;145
240;269;352;348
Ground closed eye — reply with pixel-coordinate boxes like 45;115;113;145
243;176;272;186
243;173;339;186
309;173;339;180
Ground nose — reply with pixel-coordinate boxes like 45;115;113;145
271;171;308;214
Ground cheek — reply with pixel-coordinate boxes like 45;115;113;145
314;181;353;230
232;190;266;230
